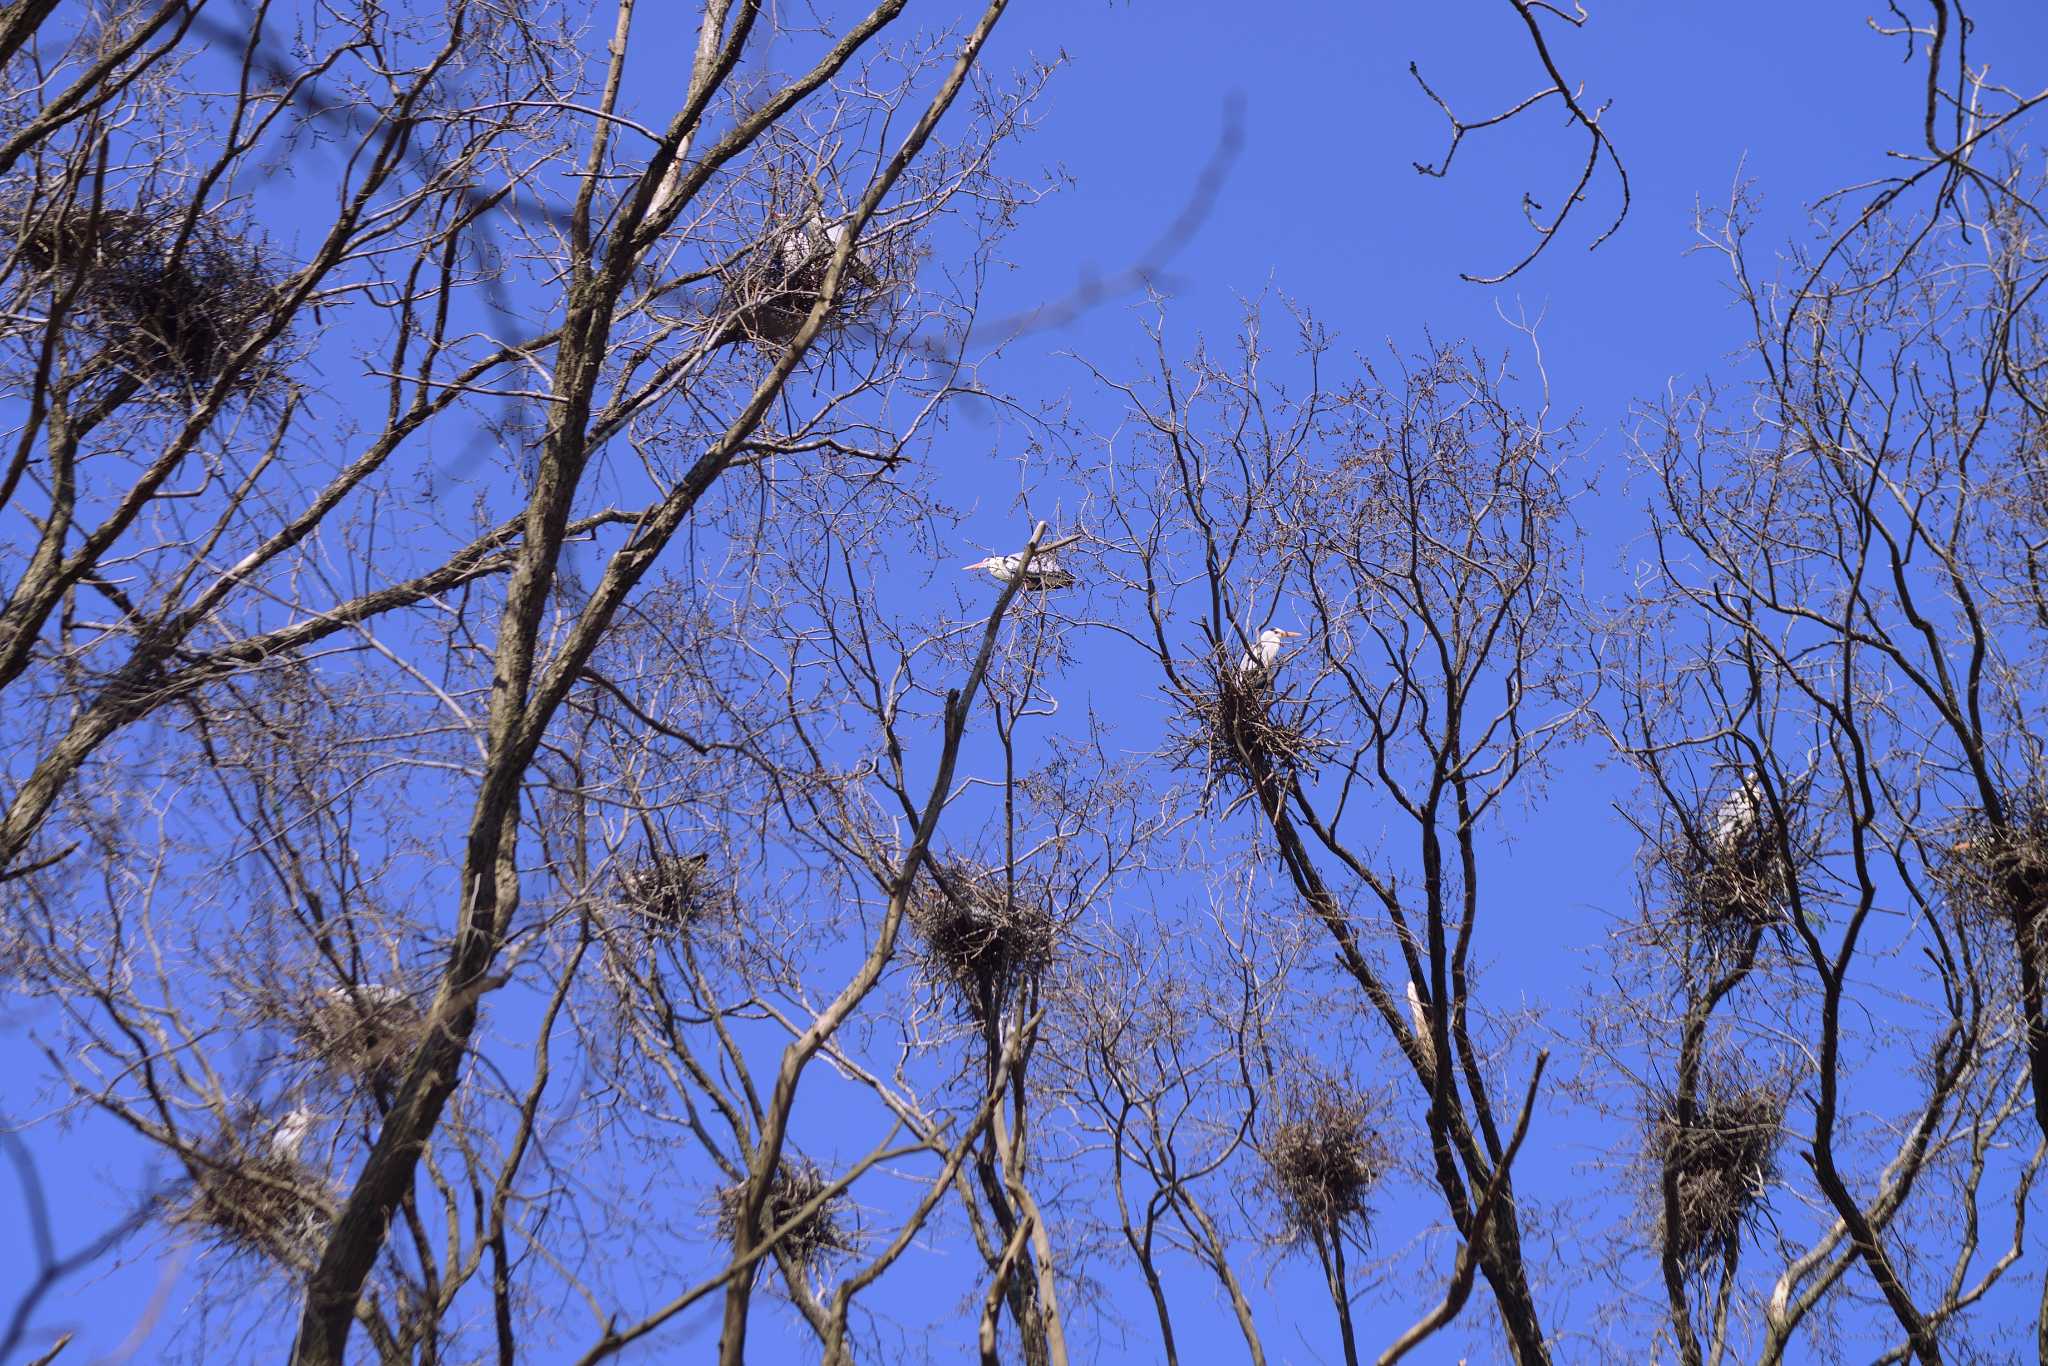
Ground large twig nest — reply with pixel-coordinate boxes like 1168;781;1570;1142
1656;774;1811;950
1179;652;1317;809
1938;797;2048;930
616;851;721;937
12;201;285;394
168;1125;335;1264
907;858;1058;1023
1648;1076;1784;1269
715;1157;854;1273
708;210;890;353
1261;1081;1388;1248
293;983;425;1090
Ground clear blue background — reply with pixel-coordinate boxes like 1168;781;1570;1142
7;2;2048;1360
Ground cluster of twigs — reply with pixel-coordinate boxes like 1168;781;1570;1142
1937;797;2048;930
1657;788;1809;953
291;984;425;1091
715;1158;854;1273
1182;654;1314;809
1649;1076;1785;1269
907;858;1057;1023
11;201;284;394
169;1128;335;1265
1261;1079;1387;1248
615;851;721;938
709;209;892;353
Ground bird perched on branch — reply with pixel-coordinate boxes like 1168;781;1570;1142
1709;769;1765;854
963;552;1076;591
1236;627;1302;683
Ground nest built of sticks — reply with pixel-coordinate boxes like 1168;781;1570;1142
1661;783;1806;949
12;202;284;393
906;858;1058;1022
1261;1083;1388;1247
709;211;886;353
1649;1078;1784;1269
715;1157;854;1272
616;850;719;936
169;1131;336;1263
1938;798;2048;929
293;983;425;1090
1185;655;1314;806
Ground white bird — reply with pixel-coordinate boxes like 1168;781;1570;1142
270;1107;317;1162
319;983;411;1011
1236;627;1302;682
964;552;1076;592
1709;769;1765;853
1406;979;1432;1056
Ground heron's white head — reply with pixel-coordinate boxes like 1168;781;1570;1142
1260;628;1303;645
963;556;1004;574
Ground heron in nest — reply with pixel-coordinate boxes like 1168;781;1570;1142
1237;627;1302;683
963;551;1076;592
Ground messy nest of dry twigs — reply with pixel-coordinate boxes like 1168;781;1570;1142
1261;1081;1388;1247
168;1129;336;1263
1179;655;1317;809
1657;797;1807;951
1648;1076;1784;1269
1937;797;2048;929
907;857;1058;1022
616;851;722;937
714;1157;854;1272
11;201;285;393
291;984;425;1090
708;212;895;352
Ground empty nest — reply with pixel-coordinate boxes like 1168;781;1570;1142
11;201;285;394
1261;1082;1388;1247
1649;1077;1784;1269
715;1157;854;1272
1938;797;2048;930
709;211;885;352
169;1132;336;1264
906;858;1058;1022
293;983;425;1090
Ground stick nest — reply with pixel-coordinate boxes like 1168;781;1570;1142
1649;1077;1784;1269
12;202;286;394
1261;1082;1388;1246
715;1157;854;1272
1658;786;1809;951
1938;797;2048;929
1181;655;1316;808
292;984;425;1090
906;858;1058;1022
616;851;721;936
709;213;891;352
169;1130;335;1264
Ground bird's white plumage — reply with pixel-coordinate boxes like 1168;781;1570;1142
1709;769;1764;852
1236;627;1301;681
271;1107;317;1161
964;552;1076;591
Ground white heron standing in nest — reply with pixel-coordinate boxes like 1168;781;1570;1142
1236;627;1302;683
270;1107;317;1162
964;552;1076;592
1709;769;1766;854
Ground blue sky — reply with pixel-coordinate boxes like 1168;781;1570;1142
7;2;2048;1361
